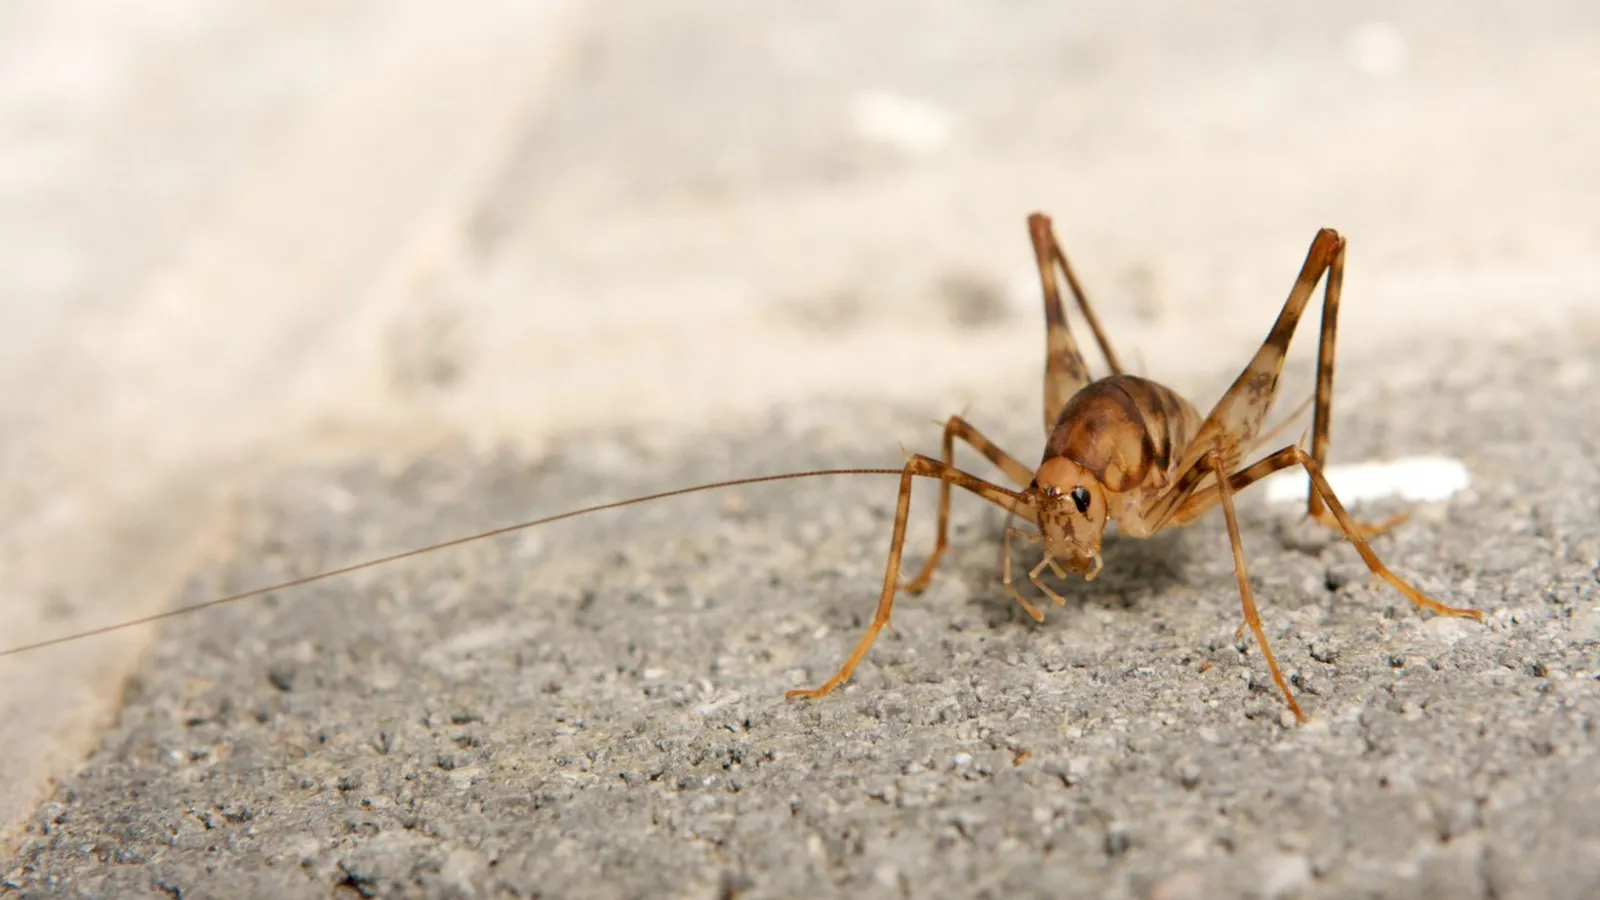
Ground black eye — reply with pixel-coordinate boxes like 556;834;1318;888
1070;486;1091;514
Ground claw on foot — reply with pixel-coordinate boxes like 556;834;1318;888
899;551;942;593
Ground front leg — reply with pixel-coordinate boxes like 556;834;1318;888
901;415;1032;594
787;455;1029;701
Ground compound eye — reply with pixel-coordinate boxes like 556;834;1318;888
1070;486;1091;514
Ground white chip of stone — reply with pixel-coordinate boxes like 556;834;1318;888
1265;455;1470;505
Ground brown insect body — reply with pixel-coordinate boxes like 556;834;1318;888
781;213;1484;720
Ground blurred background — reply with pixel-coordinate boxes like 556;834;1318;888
2;0;1597;840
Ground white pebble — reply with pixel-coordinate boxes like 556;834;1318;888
1266;455;1469;505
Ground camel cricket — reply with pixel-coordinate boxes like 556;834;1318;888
780;213;1490;721
0;213;1484;723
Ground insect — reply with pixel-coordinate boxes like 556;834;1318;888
779;214;1485;720
1;213;1484;722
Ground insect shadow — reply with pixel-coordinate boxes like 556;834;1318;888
948;513;1195;631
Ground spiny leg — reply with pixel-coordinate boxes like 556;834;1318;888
1164;444;1483;620
1205;451;1306;723
1133;438;1479;706
1155;229;1393;536
1167;447;1386;539
787;455;1030;701
1140;235;1336;532
1176;229;1343;479
1306;232;1343;522
902;415;1033;593
1253;391;1314;455
1294;446;1482;620
1028;213;1124;432
1300;231;1404;536
1029;213;1124;376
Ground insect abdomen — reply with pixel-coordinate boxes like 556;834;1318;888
1044;374;1201;492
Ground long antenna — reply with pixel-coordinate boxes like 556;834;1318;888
1;467;904;658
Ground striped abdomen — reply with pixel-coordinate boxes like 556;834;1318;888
1042;374;1201;494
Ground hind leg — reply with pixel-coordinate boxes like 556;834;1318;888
1152;229;1397;537
1028;213;1124;431
1198;446;1481;723
1298;233;1403;536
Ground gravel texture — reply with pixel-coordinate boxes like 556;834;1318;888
5;333;1598;899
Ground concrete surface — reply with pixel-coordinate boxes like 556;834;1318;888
2;0;1599;897
5;332;1599;898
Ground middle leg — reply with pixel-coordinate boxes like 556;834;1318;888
1204;450;1306;722
1165;444;1484;619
